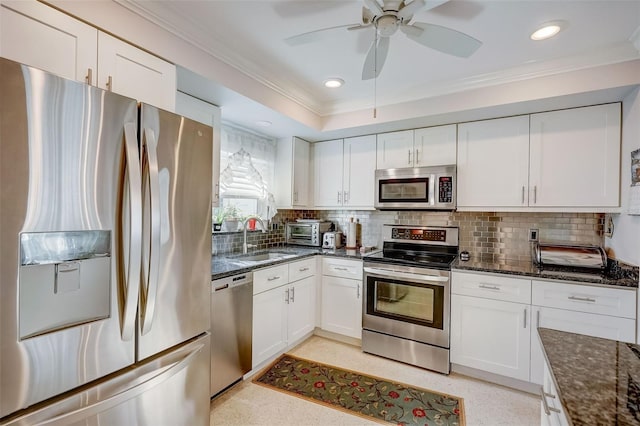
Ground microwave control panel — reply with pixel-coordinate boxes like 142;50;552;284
438;176;453;203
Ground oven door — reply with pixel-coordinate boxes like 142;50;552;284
362;263;450;348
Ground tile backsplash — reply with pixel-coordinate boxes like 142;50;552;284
212;210;604;262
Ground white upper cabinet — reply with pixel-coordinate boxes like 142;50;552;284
0;0;97;82
1;0;176;111
457;115;530;208
275;137;311;209
174;92;221;206
413;125;457;167
97;32;176;111
457;104;621;211
314;135;376;209
376;130;414;169
376;125;456;169
529;103;621;208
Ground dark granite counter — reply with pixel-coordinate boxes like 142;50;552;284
452;256;638;289
211;246;368;280
539;328;640;425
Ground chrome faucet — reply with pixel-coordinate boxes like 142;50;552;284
242;215;267;254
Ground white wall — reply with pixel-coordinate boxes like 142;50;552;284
605;87;640;267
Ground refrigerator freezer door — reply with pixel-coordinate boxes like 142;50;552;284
0;58;139;417
137;104;213;361
2;334;211;426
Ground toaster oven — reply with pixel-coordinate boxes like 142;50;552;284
285;221;332;247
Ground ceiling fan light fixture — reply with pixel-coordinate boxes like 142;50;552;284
324;78;345;88
530;21;566;41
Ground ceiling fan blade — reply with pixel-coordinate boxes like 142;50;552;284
285;23;359;46
397;0;449;20
405;22;481;57
364;0;383;16
362;36;390;80
399;23;424;37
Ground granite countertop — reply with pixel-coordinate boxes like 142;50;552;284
538;328;640;425
211;246;368;280
452;256;639;289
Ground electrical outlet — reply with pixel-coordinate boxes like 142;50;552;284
529;228;539;242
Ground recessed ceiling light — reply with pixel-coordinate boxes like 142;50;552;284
324;78;344;88
530;21;566;41
255;120;272;127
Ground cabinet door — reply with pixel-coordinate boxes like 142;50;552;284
457;116;530;208
529;305;636;385
343;135;376;208
292;137;310;207
413;125;457;167
451;294;530;381
252;286;287;368
174;92;221;207
530;103;621;207
97;32;176;111
313;139;344;207
287;277;316;344
321;276;362;339
376;130;414;169
0;0;97;82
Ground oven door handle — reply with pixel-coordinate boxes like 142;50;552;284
364;267;448;285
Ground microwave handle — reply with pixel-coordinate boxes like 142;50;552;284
429;174;436;205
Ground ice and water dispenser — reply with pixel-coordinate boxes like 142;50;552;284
18;231;111;340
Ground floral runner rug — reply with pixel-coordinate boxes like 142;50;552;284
253;354;464;426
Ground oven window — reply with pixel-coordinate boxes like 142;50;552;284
288;225;312;239
379;178;429;202
366;277;444;329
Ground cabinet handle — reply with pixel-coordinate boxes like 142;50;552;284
415;149;420;165
335;267;349;271
214;183;220;202
290;287;295;303
299;267;309;272
522;186;525;204
337;191;341;204
106;75;113;92
523;307;527;328
267;276;281;282
534;185;537;204
285;288;290;304
536;310;540;328
408;149;412;165
540;388;561;416
357;284;360;299
344;191;349;204
294;191;298;202
478;284;500;290
85;68;93;85
568;295;596;303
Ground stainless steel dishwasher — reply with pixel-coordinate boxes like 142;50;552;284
210;272;253;397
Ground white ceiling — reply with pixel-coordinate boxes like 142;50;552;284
122;0;640;140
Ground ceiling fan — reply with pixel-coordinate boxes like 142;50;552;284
285;0;482;80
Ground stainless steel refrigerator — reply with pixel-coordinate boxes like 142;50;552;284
0;57;212;425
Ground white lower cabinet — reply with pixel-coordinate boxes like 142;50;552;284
450;272;532;382
529;279;636;385
252;258;316;368
541;361;569;426
320;258;363;339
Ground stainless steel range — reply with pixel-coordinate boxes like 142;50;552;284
362;225;459;374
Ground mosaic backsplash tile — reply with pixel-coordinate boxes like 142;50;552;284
213;210;604;263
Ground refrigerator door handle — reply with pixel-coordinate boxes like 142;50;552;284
30;342;205;426
140;127;161;335
121;122;142;341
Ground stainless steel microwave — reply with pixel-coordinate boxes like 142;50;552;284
374;165;456;210
285;221;332;247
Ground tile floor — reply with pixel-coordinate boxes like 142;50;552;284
210;336;540;425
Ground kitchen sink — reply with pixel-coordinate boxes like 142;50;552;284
229;251;297;265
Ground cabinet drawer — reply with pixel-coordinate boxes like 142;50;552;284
322;258;362;280
532;280;636;319
253;264;289;295
289;257;316;282
452;271;531;304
